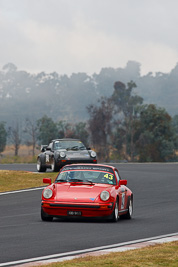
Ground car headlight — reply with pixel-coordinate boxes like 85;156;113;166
43;188;53;199
60;151;66;158
90;151;96;158
100;191;110;201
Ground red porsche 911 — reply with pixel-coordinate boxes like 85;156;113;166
41;164;133;222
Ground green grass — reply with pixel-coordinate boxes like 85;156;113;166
34;241;178;267
0;155;37;164
0;170;56;192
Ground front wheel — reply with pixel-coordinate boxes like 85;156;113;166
125;199;133;219
120;198;133;220
111;198;119;222
37;158;46;172
41;208;53;221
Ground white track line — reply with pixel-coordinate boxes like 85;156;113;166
0;233;178;267
0;187;45;196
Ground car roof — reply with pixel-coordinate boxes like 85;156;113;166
61;163;116;171
52;138;80;142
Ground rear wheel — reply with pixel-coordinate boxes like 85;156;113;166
37;158;46;172
111;198;119;222
51;158;59;172
41;208;53;221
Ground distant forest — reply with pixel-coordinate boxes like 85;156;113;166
1;61;178;162
1;60;178;128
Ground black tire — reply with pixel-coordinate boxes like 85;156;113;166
37;157;46;172
51;157;59;172
111;198;119;222
125;198;133;219
41;208;53;221
120;198;133;220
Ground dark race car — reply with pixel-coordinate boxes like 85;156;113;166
41;163;133;222
37;139;97;172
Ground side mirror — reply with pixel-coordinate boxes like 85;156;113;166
41;145;47;152
119;179;127;186
43;178;52;185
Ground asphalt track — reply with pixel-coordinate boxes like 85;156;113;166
0;163;178;265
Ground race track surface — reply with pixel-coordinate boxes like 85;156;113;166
0;163;178;265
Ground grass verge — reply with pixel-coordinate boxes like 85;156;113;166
34;241;178;267
0;155;37;164
0;170;56;192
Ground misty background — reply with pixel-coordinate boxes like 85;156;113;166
0;61;178;127
1;0;178;76
0;1;178;161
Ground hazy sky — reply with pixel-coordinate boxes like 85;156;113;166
0;0;178;76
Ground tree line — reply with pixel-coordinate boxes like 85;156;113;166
0;81;178;162
1;61;178;128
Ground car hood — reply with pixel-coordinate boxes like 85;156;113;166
54;183;112;202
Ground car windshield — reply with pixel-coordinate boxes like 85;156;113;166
54;140;86;150
55;170;116;185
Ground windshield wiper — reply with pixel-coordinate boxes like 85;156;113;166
85;180;95;184
69;179;95;184
56;179;68;183
79;146;86;150
66;146;79;150
69;178;84;182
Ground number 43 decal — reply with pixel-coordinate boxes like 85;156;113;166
104;173;113;180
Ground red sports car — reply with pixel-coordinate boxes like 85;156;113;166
41;164;133;222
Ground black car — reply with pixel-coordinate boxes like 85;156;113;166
37;139;97;172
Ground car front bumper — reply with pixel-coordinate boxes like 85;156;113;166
41;201;114;218
58;158;97;164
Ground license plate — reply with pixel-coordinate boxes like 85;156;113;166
67;211;82;216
